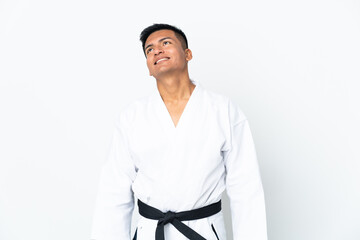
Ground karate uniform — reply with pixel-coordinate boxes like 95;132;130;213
91;79;268;240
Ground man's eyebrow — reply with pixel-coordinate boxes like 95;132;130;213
144;37;174;51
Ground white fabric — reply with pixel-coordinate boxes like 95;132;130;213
91;79;268;240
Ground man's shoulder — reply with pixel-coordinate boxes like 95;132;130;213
123;94;153;111
202;86;247;124
201;86;231;106
115;94;154;125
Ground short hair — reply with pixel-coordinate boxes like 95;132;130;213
140;23;188;56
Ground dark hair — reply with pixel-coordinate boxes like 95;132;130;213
139;23;188;56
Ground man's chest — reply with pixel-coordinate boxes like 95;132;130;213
127;110;227;168
163;101;188;128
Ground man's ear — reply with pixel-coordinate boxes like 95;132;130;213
185;49;193;61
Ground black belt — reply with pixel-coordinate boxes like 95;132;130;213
134;199;221;240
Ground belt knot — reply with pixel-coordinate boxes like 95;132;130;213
158;211;176;225
137;199;222;240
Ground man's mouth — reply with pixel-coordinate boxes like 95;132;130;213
155;57;170;65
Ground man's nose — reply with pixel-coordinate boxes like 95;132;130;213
154;47;163;55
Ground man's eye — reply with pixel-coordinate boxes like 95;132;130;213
147;48;153;54
164;41;170;45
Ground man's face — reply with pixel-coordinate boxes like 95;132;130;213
144;29;192;78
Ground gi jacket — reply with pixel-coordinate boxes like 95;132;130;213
91;79;268;240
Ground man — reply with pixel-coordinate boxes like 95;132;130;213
91;23;268;240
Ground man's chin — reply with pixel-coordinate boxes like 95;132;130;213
152;69;174;79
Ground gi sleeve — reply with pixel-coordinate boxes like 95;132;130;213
223;104;268;240
90;113;137;240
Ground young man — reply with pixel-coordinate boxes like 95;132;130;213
91;23;268;240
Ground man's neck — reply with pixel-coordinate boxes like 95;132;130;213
156;74;196;103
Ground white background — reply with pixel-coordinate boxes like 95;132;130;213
0;0;359;239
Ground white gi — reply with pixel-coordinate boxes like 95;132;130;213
91;79;268;240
